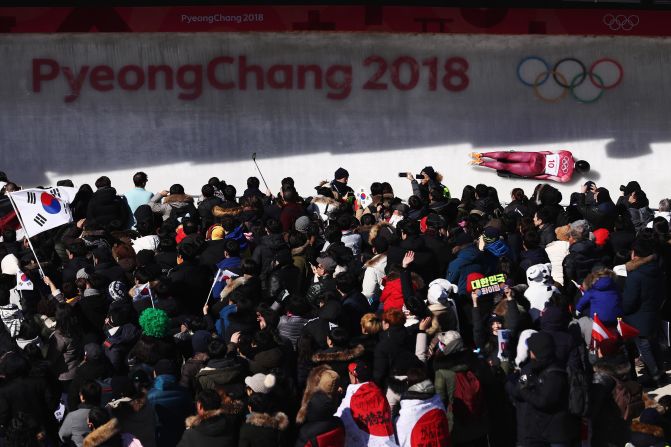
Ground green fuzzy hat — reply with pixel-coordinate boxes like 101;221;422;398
138;308;169;338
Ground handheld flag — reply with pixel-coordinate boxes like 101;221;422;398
205;269;239;305
9;189;72;238
133;283;154;308
592;313;617;343
617;317;640;340
16;271;33;291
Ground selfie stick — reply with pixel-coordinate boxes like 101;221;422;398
252;152;271;192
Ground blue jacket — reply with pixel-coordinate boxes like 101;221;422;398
448;244;485;294
147;374;193;447
623;258;664;337
225;225;248;251
211;257;242;300
576;276;623;325
215;304;237;339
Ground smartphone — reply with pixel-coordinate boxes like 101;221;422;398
398;173;407;177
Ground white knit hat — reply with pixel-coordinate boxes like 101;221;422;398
427;279;458;305
244;373;276;394
0;254;19;276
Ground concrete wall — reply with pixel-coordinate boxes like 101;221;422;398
0;32;669;203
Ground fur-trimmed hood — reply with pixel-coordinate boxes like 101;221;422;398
296;365;340;424
212;205;243;217
246;411;289;431
592;356;632;380
185;399;244;428
164;193;193;204
630;419;665;439
311;344;364;363
368;222;394;244
221;276;249;300
83;418;120;447
364;253;387;269
311;196;340;208
626;254;656;272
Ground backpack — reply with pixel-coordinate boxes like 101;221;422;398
545;362;590;417
97;377;114;407
566;364;591;417
168;203;194;224
452;370;485;420
611;377;644;421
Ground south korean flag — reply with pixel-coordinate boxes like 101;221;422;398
16;271;33;291
9;189;72;238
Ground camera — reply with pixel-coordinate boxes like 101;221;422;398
397;173;426;179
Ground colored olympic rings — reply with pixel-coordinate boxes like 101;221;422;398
517;56;623;104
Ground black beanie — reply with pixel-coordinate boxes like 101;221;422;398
527;332;555;364
334;167;349;180
421;166;436;180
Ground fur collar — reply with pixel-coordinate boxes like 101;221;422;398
626;254;656;272
291;241;310;256
184;400;243;428
311;344;364;363
212;205;243;217
83;418;119;447
311;196;340;207
364;253;387;268
221;276;248;300
164;193;193;204
368;222;393;244
631;420;665;438
592;356;632;379
246;411;289;431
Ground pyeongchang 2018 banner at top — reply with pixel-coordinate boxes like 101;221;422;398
2;32;671;204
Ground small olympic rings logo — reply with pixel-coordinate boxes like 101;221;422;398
516;56;624;104
603;14;639;31
560;157;570;174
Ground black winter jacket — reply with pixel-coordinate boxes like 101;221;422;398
506;361;580;445
86;187;129;231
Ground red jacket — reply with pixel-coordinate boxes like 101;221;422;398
379;278;404;311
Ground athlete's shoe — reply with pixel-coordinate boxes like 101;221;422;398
469;152;483;164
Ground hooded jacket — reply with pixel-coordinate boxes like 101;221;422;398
506;332;580;445
563;239;603;286
177;401;243;447
295;391;345;447
104;323;141;374
150;193;198;223
147;374;193;447
82;418;142;447
623;255;664;337
86;187;129;230
447;244;486;295
590;353;635;446
576;275;624;325
238;411;290;447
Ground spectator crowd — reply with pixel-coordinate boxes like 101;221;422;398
0;166;670;447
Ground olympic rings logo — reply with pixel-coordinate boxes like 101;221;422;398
516;56;624;104
560;157;570;174
603;14;639;31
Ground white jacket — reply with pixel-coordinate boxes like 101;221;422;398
362;254;387;300
545;240;569;286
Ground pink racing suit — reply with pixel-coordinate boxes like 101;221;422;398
479;150;575;183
